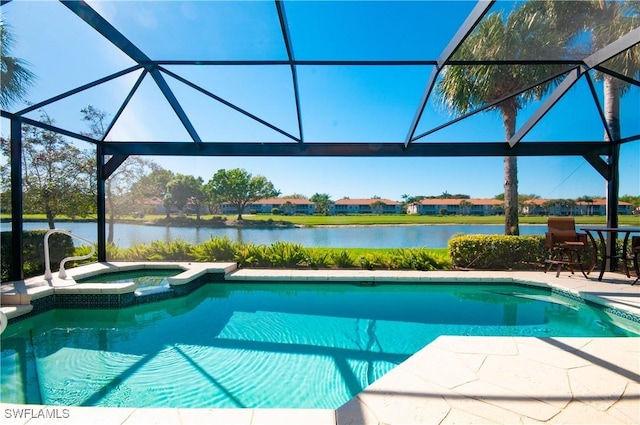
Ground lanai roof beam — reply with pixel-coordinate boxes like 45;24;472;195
413;67;574;142
159;67;300;143
60;0;150;64
509;26;640;147
61;0;202;146
404;0;495;148
276;0;305;144
102;141;610;158
16;65;143;116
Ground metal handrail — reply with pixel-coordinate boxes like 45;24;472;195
44;229;95;280
0;311;7;335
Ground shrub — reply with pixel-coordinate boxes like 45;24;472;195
448;234;547;270
146;239;195;261
1;230;75;282
301;250;332;269
263;241;306;267
359;253;382;270
233;243;263;267
191;236;237;262
330;250;356;268
67;244;98;268
387;248;451;271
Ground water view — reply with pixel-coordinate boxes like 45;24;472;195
0;222;546;249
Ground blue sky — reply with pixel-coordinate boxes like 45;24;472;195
1;0;638;201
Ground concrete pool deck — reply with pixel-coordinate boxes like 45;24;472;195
1;264;639;424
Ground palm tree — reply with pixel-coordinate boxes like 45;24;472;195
0;20;35;108
590;1;639;142
436;6;582;235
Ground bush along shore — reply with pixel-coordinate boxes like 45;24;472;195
4;232;626;282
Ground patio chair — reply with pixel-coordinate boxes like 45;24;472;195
626;236;640;285
544;217;588;278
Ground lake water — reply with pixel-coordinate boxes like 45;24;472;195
0;221;546;249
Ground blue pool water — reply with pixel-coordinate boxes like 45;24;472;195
1;282;637;409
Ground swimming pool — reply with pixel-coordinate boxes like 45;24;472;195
1;282;637;409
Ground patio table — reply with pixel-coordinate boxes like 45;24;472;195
580;227;640;282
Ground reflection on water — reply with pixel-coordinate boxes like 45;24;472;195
0;221;546;249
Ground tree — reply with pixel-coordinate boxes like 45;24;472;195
130;167;174;218
81;105;153;243
436;5;578;235
589;1;639;143
0;20;35;108
205;168;279;220
458;199;473;215
564;198;577;216
541;200;556;216
0;112;96;228
280;201;295;215
369;200;386;214
577;195;595;215
620;194;640;212
310;193;332;215
166;174;205;219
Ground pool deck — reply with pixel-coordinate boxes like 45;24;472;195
1;264;639;424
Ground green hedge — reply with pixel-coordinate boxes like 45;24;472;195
448;234;548;270
448;234;630;271
1;230;75;282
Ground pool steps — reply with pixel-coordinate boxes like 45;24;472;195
1;262;237;321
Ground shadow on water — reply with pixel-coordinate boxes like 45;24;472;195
171;345;246;408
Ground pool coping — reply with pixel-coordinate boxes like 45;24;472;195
1;264;639;424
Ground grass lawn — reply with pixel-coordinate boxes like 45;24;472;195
226;214;640;227
313;247;450;256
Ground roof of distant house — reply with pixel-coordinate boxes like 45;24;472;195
334;198;402;205
523;198;631;206
414;198;503;206
253;198;316;205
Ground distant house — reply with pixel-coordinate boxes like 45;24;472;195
520;198;632;216
220;198;316;215
187;195;634;217
575;199;632;216
407;198;504;216
143;197;167;215
330;198;402;215
252;198;316;215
